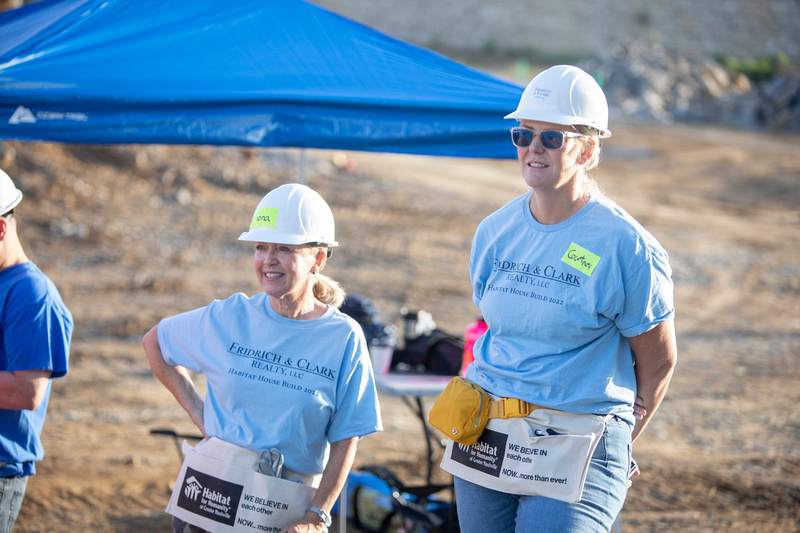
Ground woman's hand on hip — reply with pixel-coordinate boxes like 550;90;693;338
280;516;328;533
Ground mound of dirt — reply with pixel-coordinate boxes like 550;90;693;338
2;117;799;532
583;41;800;133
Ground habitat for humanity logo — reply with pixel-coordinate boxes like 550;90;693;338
184;475;203;500
8;105;89;124
177;467;244;527
450;428;507;478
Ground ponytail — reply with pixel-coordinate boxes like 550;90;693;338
305;244;346;308
313;273;346;309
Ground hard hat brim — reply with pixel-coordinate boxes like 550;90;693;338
238;228;338;247
504;111;611;138
0;190;22;215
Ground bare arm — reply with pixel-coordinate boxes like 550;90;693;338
629;320;678;444
281;436;359;533
143;325;207;437
0;369;51;410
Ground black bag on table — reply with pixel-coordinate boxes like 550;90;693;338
391;330;464;376
340;295;398;349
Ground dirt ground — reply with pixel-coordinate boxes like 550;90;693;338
2;117;799;532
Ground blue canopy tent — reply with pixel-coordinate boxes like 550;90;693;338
0;0;523;159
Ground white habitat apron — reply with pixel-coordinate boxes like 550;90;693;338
440;409;609;503
165;438;319;533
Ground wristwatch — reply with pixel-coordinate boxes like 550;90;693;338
306;506;332;527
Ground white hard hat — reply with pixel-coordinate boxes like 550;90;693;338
238;183;338;247
505;65;611;138
0;169;23;215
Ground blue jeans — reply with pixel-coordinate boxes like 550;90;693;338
454;416;631;533
172;516;210;533
0;476;28;533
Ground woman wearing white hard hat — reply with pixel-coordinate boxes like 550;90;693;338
144;184;381;533
445;66;677;532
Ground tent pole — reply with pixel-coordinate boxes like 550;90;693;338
298;148;307;185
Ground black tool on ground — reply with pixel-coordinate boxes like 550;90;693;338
150;428;204;461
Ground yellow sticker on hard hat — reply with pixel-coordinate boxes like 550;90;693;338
561;242;600;276
251;207;279;228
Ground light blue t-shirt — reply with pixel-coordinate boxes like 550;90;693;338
157;293;382;475
466;192;674;425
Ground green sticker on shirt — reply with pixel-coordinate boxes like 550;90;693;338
561;242;600;276
251;207;278;228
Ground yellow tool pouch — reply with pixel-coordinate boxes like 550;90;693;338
428;377;490;446
428;377;544;446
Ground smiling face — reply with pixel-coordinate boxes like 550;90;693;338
253;242;325;312
516;119;588;193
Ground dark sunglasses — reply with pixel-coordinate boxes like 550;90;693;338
510;127;583;150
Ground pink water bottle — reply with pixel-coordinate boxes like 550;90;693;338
463;316;488;376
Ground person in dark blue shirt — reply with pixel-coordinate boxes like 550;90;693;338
0;169;72;533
